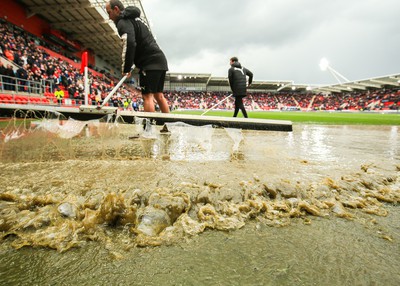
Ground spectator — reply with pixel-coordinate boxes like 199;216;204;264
16;64;29;92
54;86;64;105
4;64;15;91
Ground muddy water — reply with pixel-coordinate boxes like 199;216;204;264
0;118;399;285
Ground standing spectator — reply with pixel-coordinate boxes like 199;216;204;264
132;99;139;111
0;61;6;91
112;95;119;107
4;64;15;91
54;86;64;105
46;63;55;78
105;1;169;113
13;50;22;66
228;57;253;118
3;45;14;62
67;84;77;104
20;50;28;66
16;64;29;92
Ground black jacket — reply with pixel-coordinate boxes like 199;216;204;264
115;6;168;73
16;67;28;80
228;61;253;97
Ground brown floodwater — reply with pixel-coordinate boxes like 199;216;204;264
0;116;399;285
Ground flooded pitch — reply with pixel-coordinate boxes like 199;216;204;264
0;116;399;285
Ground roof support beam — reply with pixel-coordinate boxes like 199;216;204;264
342;84;366;91
51;19;109;29
324;88;343;93
74;31;117;38
27;3;95;15
277;81;293;92
206;75;213;86
354;82;382;89
316;86;346;93
75;35;119;45
370;79;399;87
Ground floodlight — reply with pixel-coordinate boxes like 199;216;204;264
319;58;329;71
319;58;350;84
177;75;183;80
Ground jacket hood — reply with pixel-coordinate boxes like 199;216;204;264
231;61;242;68
122;6;141;19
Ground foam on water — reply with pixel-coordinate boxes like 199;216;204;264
0;115;399;285
0;117;399;257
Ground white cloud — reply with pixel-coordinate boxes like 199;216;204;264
142;0;400;84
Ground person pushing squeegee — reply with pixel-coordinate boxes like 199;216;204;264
82;2;170;114
106;2;169;113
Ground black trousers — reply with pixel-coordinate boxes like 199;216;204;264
233;96;248;118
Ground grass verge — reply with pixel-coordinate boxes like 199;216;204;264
172;110;400;125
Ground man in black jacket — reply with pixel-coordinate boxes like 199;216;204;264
106;0;169;113
228;57;253;118
16;64;29;92
4;64;15;91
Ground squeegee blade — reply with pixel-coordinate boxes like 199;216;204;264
79;105;117;114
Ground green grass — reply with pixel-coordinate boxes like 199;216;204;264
0;118;33;129
1;111;399;128
172;110;400;125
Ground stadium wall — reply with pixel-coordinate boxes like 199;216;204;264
94;56;119;78
0;1;50;37
167;82;207;92
207;86;231;92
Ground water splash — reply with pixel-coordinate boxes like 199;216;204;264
35;118;88;139
134;117;158;139
165;122;214;161
3;129;25;143
225;127;244;160
225;128;243;152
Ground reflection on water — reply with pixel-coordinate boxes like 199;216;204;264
0;116;399;285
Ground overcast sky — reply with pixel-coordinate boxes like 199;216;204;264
141;0;399;85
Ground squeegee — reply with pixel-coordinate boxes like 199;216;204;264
79;68;134;114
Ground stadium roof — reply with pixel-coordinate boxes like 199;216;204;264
165;73;298;92
16;0;147;68
310;73;400;94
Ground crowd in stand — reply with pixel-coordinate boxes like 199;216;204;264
0;19;399;112
164;89;399;111
0;19;142;108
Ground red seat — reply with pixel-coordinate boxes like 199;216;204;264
16;96;28;104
